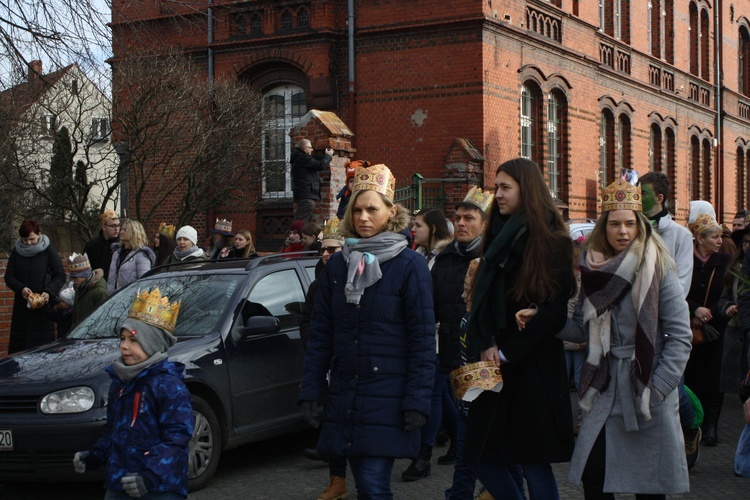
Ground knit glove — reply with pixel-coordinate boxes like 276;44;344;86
121;473;149;498
301;400;323;429
73;451;88;473
403;410;427;432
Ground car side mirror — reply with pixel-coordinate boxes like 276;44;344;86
238;316;280;340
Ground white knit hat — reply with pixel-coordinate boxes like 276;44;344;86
688;201;716;225
175;225;198;245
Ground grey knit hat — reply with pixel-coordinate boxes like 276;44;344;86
119;318;176;357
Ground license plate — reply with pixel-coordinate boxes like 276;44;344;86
0;429;12;451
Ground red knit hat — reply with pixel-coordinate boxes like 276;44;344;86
289;220;305;234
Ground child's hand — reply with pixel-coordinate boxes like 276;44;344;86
73;451;88;473
515;307;537;331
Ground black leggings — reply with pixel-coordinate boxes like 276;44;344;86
581;431;666;500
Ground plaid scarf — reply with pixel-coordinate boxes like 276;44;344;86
578;240;660;425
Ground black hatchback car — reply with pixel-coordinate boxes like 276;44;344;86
0;255;318;490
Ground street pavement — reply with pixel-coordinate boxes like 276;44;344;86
1;394;748;499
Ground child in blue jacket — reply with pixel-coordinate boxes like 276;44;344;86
73;288;193;499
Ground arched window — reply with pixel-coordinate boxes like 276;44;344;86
702;138;712;199
600;0;630;42
665;0;674;64
262;85;307;197
297;8;310;28
665;127;677;208
690;135;701;200
617;114;631;172
547;90;567;200
600;109;616;187
650;123;662;172
701;8;710;81
740;25;750;95
690;3;699;76
250;13;262;35
280;10;293;31
738;147;747;211
520;82;543;165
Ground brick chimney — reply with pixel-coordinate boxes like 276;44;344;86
28;60;43;83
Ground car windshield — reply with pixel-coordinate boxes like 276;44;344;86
67;273;244;340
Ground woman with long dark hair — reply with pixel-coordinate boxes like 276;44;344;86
464;158;575;499
411;207;452;269
564;179;691;499
3;218;66;353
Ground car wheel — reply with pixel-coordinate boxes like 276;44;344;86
188;395;222;491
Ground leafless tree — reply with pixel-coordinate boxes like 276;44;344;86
113;51;266;229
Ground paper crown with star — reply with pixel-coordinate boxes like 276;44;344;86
129;288;182;333
352;164;396;202
601;179;642;212
321;217;343;241
68;252;92;278
158;222;176;239
459;186;494;213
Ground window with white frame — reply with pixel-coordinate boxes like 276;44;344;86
40;115;56;136
547;92;562;198
262;85;307;197
91;117;110;141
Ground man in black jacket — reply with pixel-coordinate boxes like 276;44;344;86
290;139;333;223
83;209;119;281
402;187;490;495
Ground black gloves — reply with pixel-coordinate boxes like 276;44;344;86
301;400;323;429
403;410;427;432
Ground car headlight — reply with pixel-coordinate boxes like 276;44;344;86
40;387;96;414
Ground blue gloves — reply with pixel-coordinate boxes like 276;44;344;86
403;410;427;431
121;473;149;498
301;400;323;429
73;451;88;473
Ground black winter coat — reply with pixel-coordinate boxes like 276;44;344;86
290;148;332;201
83;230;117;281
299;248;436;459
4;244;66;353
464;229;574;466
431;240;480;373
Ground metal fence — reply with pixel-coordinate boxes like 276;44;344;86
394;174;446;213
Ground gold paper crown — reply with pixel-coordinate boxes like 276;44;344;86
158;222;176;239
214;218;233;234
352;164;396;202
460;186;494;213
129;288;182;333
99;209;118;224
601;179;642;212
688;213;721;237
68;252;91;272
321;217;343;241
450;361;504;402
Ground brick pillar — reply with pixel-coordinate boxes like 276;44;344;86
290;110;356;223
442;138;485;219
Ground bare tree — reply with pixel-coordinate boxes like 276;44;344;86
113;52;265;229
0;65;120;245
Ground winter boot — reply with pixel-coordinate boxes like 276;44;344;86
437;434;457;465
401;444;432;481
317;476;348;500
701;392;724;447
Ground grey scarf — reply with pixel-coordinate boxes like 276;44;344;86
112;351;168;383
14;234;50;257
341;232;408;304
173;245;204;261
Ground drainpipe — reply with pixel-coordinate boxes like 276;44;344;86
348;0;356;137
714;0;723;217
208;0;214;93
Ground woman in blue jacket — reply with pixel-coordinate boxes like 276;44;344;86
299;163;436;499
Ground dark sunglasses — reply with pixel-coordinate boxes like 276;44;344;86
321;246;342;254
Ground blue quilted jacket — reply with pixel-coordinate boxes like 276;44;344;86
89;359;193;497
299;247;436;459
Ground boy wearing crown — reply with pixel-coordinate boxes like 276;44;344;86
73;289;194;499
69;253;109;327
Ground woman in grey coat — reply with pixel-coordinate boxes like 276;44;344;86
107;220;155;295
561;179;692;499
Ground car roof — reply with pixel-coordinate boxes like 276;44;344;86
143;252;321;278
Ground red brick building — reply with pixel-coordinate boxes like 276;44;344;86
110;0;750;245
